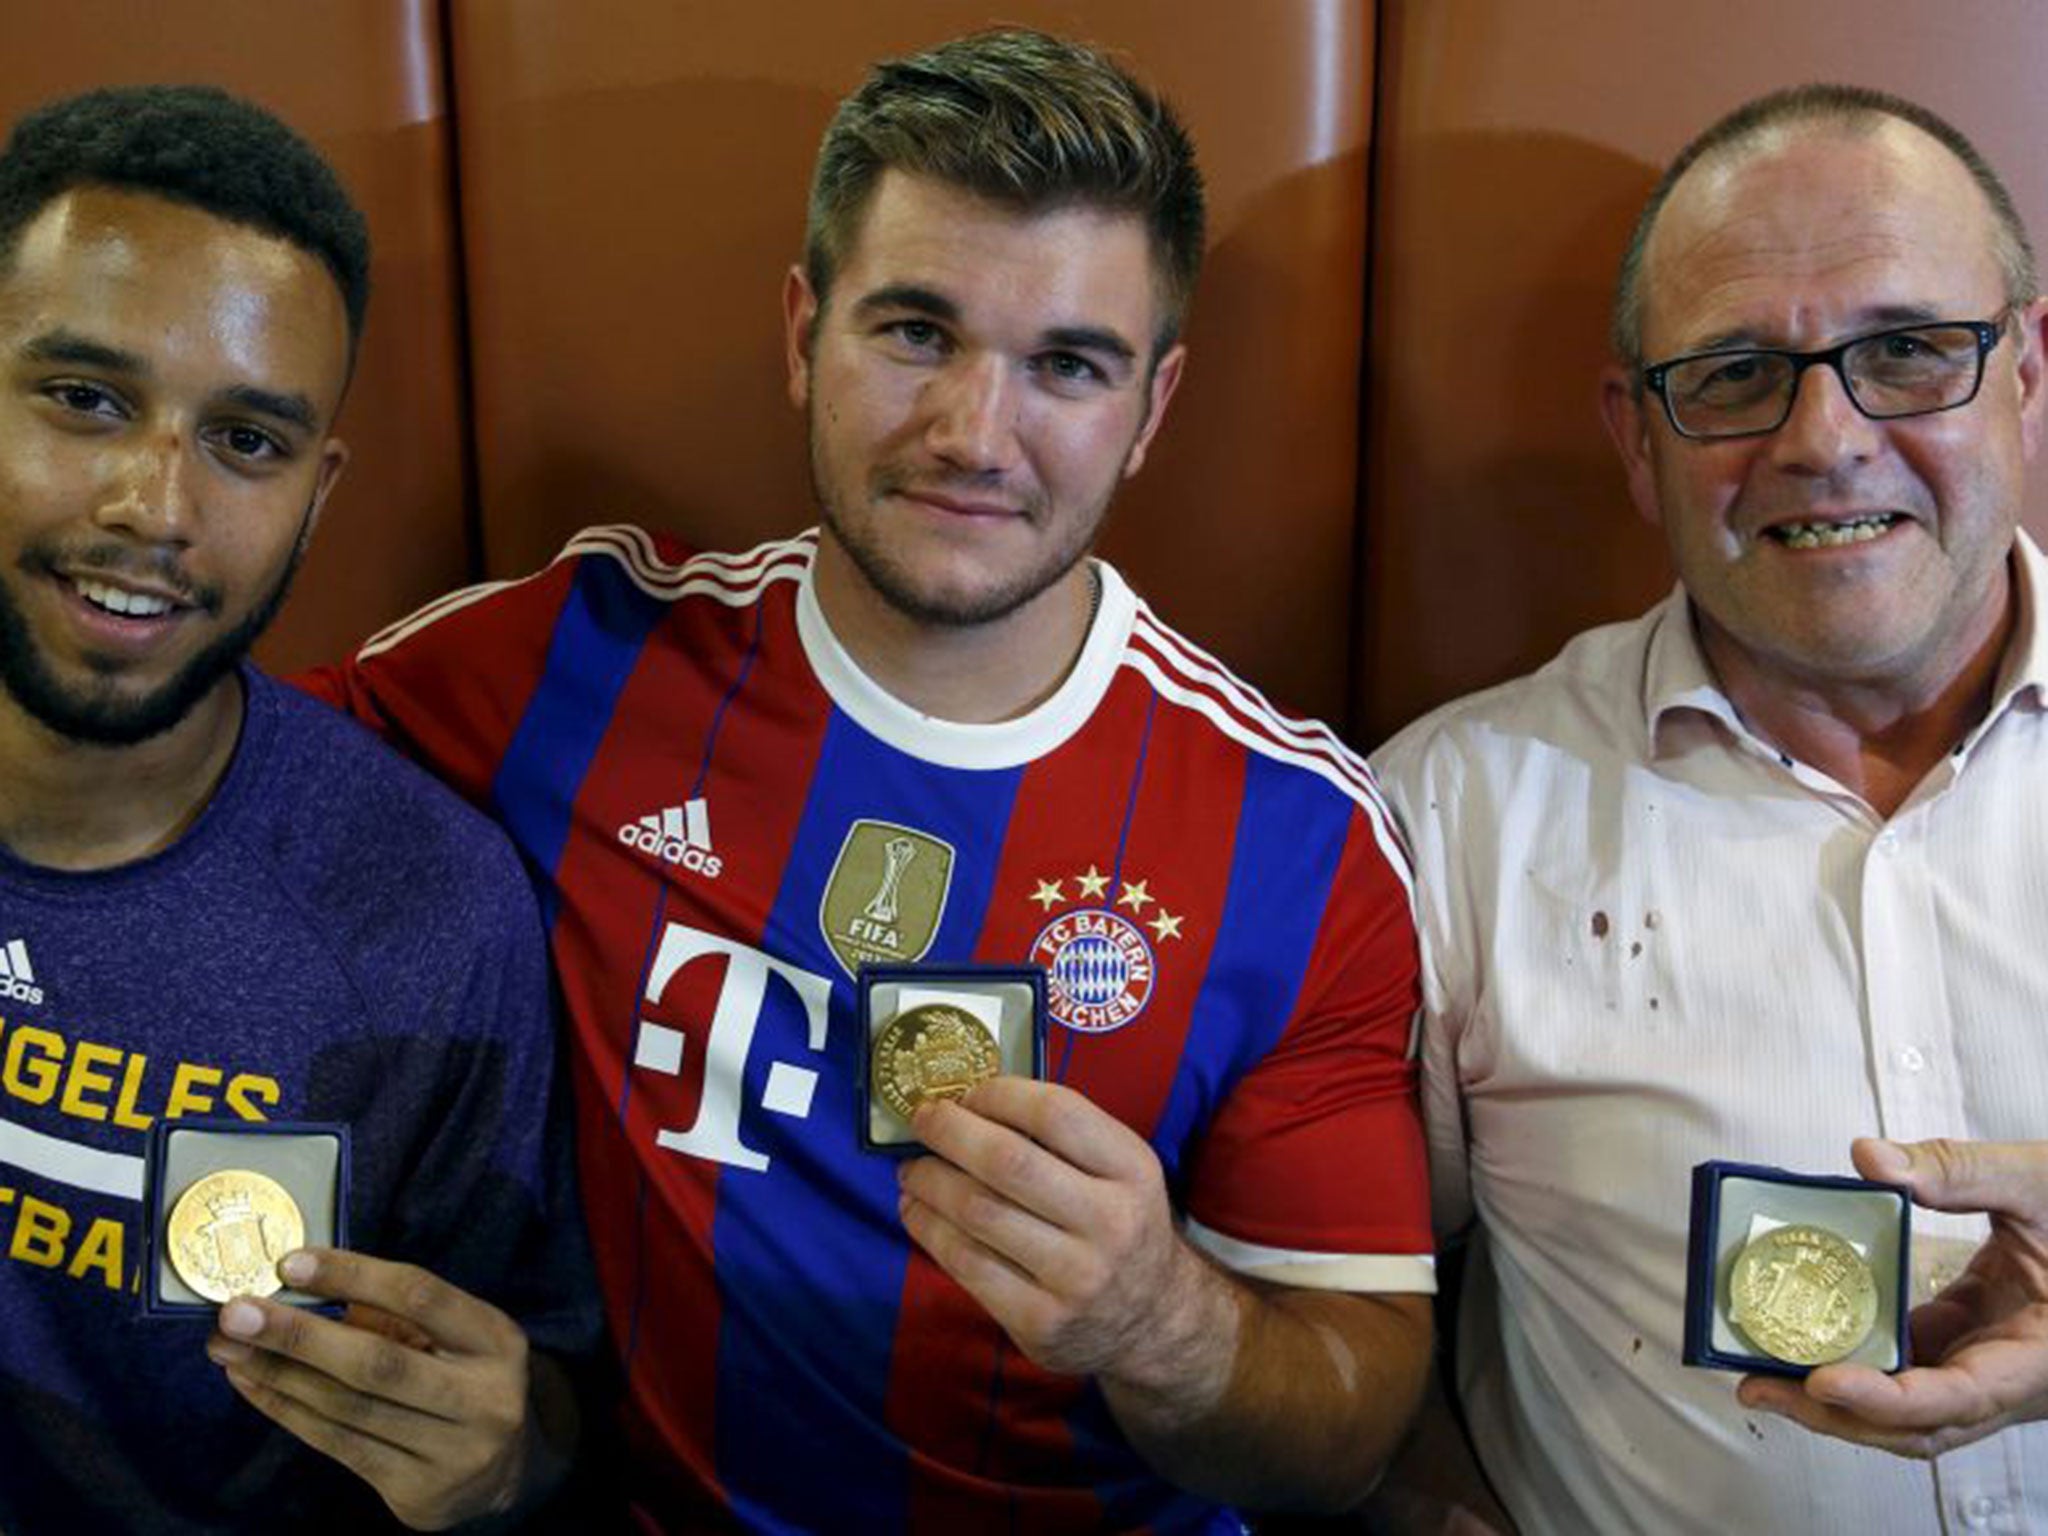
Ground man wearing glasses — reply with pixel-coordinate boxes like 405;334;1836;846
1371;85;2048;1533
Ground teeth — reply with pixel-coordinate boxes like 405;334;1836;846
73;577;173;617
1773;514;1900;550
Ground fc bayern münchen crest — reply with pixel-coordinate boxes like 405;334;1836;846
1029;908;1155;1033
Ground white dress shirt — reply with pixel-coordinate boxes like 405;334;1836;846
1372;534;2048;1536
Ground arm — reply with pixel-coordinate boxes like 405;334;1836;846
901;1079;1432;1511
1360;1239;1516;1536
208;1250;572;1530
1738;1137;2048;1457
290;553;583;806
211;765;600;1527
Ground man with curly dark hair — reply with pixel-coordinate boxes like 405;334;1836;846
0;86;594;1533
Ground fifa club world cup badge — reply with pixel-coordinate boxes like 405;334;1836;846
819;820;956;977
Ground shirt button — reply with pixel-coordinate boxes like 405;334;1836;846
1876;830;1900;854
1898;1046;1927;1071
1958;1493;2005;1529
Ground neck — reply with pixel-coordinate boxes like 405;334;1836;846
811;539;1101;723
0;676;246;871
1698;585;2015;820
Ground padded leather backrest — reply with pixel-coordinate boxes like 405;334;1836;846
447;1;1376;723
1359;0;2048;740
0;0;474;673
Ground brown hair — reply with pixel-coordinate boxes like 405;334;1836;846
805;28;1205;354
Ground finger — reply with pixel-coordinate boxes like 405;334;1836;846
911;1098;1097;1232
279;1249;521;1358
951;1077;1153;1181
211;1329;454;1447
898;1187;1047;1338
1734;1372;1937;1457
897;1151;1076;1281
213;1294;470;1421
1909;1286;1991;1364
343;1300;438;1351
1801;1358;2000;1433
223;1359;427;1487
1854;1138;2048;1225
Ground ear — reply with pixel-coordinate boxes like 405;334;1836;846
783;265;819;412
303;437;350;540
2010;296;2048;463
1599;363;1664;527
1121;343;1186;479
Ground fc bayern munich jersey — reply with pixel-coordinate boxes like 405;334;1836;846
303;527;1433;1534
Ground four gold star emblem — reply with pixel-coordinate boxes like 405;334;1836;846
1027;868;1181;941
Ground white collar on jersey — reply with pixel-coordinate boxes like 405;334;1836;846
795;554;1136;770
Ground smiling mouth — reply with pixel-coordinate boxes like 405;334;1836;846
67;574;180;619
1766;513;1906;550
896;489;1023;518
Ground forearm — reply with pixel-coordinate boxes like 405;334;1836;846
1362;1357;1515;1533
1100;1245;1433;1512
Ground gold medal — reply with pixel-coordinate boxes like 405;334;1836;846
166;1169;305;1303
1729;1222;1879;1366
871;1002;1001;1123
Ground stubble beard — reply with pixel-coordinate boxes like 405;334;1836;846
0;512;314;747
806;399;1110;630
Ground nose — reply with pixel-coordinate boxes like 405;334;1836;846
94;432;196;544
1767;358;1880;476
923;354;1019;474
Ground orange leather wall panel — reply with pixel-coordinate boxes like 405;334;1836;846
1360;0;2048;741
15;5;2048;740
447;1;1375;723
0;0;472;673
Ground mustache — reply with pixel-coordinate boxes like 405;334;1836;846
23;540;222;616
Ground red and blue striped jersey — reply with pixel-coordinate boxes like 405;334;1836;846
303;527;1432;1533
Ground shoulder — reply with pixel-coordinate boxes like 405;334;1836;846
1117;595;1415;896
1371;605;1663;818
244;674;539;944
1119;594;1387;818
353;525;814;665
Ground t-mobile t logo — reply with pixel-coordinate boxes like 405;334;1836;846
632;923;831;1172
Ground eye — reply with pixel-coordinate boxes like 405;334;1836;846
884;318;948;354
1700;356;1761;388
206;422;288;464
1673;350;1782;409
42;380;128;419
1041;351;1106;384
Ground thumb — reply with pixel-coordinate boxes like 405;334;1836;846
1853;1137;2048;1223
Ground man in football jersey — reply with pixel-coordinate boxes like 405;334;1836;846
0;86;593;1532
306;28;1434;1530
1372;84;2048;1533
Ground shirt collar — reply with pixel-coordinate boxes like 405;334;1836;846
1643;528;2048;756
1988;528;2048;717
1642;586;1742;753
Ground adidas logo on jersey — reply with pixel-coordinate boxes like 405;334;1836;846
0;938;45;1006
619;799;722;878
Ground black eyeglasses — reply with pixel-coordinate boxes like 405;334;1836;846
1641;311;2010;440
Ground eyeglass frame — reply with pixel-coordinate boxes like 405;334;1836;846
1638;310;2012;441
